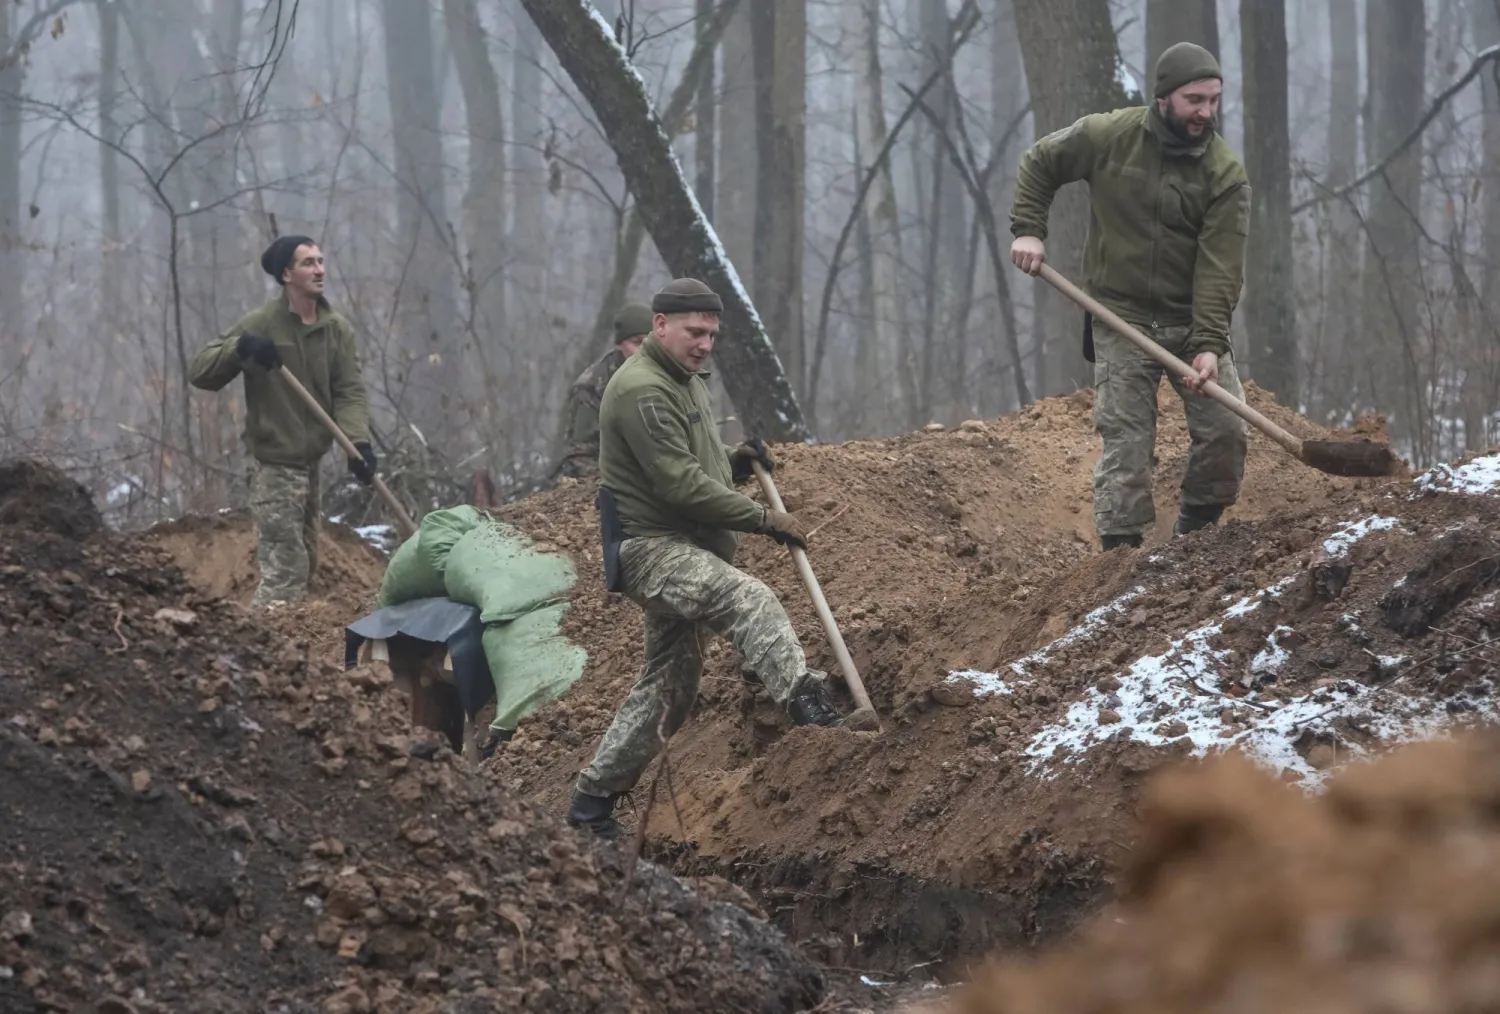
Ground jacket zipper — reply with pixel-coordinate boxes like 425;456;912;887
1148;137;1162;331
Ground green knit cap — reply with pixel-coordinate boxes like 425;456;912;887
612;302;653;344
1154;42;1221;98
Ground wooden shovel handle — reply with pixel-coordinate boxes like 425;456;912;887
274;367;418;539
1036;263;1304;457
751;461;877;719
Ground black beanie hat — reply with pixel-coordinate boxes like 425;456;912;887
651;278;724;315
261;234;316;284
1154;42;1221;99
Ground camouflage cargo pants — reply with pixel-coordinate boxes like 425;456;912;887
1093;323;1247;538
576;535;820;797
250;461;321;606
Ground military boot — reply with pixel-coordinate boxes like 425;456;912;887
1101;533;1144;551
787;680;842;727
567;790;624;841
477;727;514;761
1174;504;1225;536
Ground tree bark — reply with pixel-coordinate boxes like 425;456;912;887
750;0;806;393
717;5;756;293
381;0;461;445
1240;0;1296;404
0;1;26;372
517;0;808;441
1012;0;1129;396
694;0;717;222
1145;0;1220;73
1313;0;1360;425
512;5;547;314
1362;0;1427;453
988;0;1028;417
1472;0;1500;449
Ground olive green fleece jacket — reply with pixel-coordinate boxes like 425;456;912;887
598;337;765;563
189;294;371;468
1010;105;1251;358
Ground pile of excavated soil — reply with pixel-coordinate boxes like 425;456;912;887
957;733;1500;1012
484;384;1404;973
0;459;103;539
0;464;826;1014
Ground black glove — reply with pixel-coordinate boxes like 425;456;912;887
349;442;377;485
729;437;774;484
235;333;281;370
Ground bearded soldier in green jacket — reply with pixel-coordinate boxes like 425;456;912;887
554;302;652;480
1010;42;1251;550
566;278;844;840
190;236;374;606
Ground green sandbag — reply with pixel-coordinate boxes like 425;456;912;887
377;505;484;607
443;522;586;729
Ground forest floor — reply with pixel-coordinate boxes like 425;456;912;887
4;380;1500;1012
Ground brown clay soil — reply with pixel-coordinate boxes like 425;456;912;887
0;462;832;1014
25;373;1500;1009
957;733;1500;1013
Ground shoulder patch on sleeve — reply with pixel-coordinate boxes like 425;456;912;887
636;394;685;443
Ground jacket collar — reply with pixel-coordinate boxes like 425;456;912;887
642;335;710;383
1147;103;1213;158
280;290;332;326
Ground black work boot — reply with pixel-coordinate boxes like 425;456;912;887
477;727;514;761
1100;533;1144;551
787;680;842;727
566;789;623;841
1173;504;1225;536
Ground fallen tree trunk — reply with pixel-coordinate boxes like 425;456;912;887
518;0;811;442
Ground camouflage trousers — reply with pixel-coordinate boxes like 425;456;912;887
1093;323;1247;538
250;461;321;606
576;535;819;797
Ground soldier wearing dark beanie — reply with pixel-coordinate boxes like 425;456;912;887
260;234;317;284
651;277;724;315
1154;42;1221;99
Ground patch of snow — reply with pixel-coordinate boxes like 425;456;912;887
1251;626;1295;678
1224;576;1296;618
946;670;1015;696
1321;515;1400;557
355;524;396;551
860;975;893;988
1415;452;1500;496
1006;587;1145;678
106;481;134;505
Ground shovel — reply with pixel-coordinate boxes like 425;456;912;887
751;461;881;732
275;367;419;539
1037;264;1398;478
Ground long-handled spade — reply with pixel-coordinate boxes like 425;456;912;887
1037;264;1399;478
274;367;419;538
751;461;881;732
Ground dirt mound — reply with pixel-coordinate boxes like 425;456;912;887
146;510;387;609
482;383;1400;972
0;459;102;538
0;500;824;1011
958;734;1500;1012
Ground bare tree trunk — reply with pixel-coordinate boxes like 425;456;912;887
1240;0;1296;404
98;0;124;334
1472;0;1500;449
694;0;717;222
750;0;806;393
1362;0;1427;456
512;6;547;318
1012;0;1129;397
1313;0;1361;426
988;0;1028;417
0;2;26;375
1146;0;1220;72
517;0;809;440
444;0;510;445
848;0;907;426
382;0;461;447
717;6;756;292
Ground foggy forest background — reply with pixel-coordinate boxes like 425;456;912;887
0;0;1496;528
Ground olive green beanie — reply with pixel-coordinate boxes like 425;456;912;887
1154;42;1221;98
612;302;653;344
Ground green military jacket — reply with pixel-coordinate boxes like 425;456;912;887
189;294;371;468
1010;105;1251;358
557;346;628;478
598;337;764;562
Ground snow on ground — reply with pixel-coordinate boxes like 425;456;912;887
945;510;1485;786
355;524;397;553
1415;451;1500;496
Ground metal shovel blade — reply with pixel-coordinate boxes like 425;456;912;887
1298;440;1400;477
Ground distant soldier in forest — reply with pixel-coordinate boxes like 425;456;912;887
1009;42;1251;551
554;302;652;480
189;236;374;606
566;278;843;841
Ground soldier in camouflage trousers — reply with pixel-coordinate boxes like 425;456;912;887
189;235;375;605
566;279;843;841
554;302;652;479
